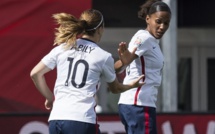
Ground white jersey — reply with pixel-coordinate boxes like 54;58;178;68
42;38;116;124
118;30;164;108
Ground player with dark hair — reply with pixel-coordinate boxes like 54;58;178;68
115;0;171;133
30;9;144;134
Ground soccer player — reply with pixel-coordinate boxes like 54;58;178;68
114;0;172;133
30;9;144;134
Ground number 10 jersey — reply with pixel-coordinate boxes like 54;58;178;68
41;38;116;124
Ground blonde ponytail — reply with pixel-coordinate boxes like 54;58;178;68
52;13;86;49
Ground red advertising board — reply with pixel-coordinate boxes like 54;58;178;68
1;113;215;134
0;0;91;113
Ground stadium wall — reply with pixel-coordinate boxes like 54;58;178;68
1;113;215;134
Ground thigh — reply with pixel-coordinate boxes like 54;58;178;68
49;120;100;134
49;120;62;134
118;104;157;134
62;120;100;134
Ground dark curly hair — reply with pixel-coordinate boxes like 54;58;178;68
138;0;171;20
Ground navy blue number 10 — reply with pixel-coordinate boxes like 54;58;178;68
65;57;89;88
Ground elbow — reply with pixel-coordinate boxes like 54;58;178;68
108;80;123;94
111;90;120;94
30;70;35;78
30;70;39;81
30;71;35;79
109;87;121;94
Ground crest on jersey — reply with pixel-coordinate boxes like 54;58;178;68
134;37;142;47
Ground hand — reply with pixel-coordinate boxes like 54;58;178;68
45;99;53;110
129;75;145;88
118;42;137;66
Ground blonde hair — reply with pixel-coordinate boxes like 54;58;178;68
52;9;104;49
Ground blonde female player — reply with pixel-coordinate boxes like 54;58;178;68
30;9;144;134
115;0;172;134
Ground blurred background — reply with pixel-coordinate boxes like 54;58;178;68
1;0;215;133
95;0;215;113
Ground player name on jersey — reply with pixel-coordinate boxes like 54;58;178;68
72;44;95;54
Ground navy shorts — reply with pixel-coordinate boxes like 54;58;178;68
118;104;157;134
49;120;101;134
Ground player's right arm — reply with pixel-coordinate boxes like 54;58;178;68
114;42;138;73
103;53;144;94
30;61;54;110
107;75;145;94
